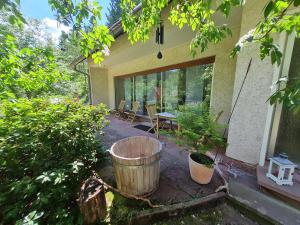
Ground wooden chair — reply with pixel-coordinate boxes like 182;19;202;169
146;104;158;133
127;101;139;123
146;104;168;133
115;100;126;118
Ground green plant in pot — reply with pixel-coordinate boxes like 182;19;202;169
177;102;225;184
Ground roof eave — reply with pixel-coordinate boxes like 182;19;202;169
70;4;142;68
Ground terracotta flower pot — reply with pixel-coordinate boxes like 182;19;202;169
188;153;214;184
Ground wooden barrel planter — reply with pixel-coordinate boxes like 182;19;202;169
110;136;162;197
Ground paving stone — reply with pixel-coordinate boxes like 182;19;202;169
99;115;224;205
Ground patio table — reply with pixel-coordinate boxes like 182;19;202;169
155;112;179;139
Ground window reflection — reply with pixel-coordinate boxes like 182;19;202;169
115;63;213;115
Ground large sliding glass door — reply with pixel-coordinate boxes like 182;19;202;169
114;62;214;115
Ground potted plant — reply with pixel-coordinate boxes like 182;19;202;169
176;102;225;184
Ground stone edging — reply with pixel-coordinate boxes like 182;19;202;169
129;192;226;225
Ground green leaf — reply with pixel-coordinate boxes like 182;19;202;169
294;0;300;6
264;1;274;18
8;15;16;25
271;50;277;64
36;173;51;183
22;211;44;225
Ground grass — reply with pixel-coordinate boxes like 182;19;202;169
151;207;223;225
100;191;150;224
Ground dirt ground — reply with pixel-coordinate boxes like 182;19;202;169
151;203;258;225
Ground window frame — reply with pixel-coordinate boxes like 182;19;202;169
114;56;216;114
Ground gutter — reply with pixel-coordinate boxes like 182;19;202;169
73;64;92;105
68;3;147;105
69;4;142;106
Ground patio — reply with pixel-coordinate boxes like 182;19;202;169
98;115;224;205
97;115;300;225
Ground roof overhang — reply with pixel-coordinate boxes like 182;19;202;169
69;4;142;69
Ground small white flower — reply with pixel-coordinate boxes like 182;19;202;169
101;45;110;56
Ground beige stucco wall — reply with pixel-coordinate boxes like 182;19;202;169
88;5;243;127
89;67;109;106
226;0;278;164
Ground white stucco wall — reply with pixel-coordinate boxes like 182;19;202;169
226;0;277;164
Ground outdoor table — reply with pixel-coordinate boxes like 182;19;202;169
155;112;179;139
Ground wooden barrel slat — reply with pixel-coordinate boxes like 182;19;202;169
110;136;161;196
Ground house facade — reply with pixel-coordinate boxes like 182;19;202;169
71;0;300;166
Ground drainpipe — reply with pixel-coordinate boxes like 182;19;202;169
74;64;92;105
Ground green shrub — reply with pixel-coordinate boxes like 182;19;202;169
176;103;225;165
0;98;109;224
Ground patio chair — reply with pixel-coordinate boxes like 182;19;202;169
146;104;168;133
127;101;139;123
146;104;158;133
115;100;126;118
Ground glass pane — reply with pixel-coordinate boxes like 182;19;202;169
186;64;213;104
146;73;161;113
115;63;214;115
124;77;133;110
275;38;300;165
162;70;179;112
134;76;145;114
115;78;125;108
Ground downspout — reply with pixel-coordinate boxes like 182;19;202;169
73;64;92;105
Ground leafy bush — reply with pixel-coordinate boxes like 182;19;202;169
176;103;225;165
0;98;109;224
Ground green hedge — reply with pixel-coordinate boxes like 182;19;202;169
0;98;109;224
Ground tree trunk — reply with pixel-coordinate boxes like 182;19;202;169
78;178;107;224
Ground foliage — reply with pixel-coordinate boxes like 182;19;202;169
229;0;300;112
103;191;149;224
0;10;89;102
48;0;115;64
269;77;300;113
0;33;67;100
0;98;109;224
0;2;109;224
0;10;72;100
0;0;26;28
0;14;54;49
106;0;122;27
176;103;225;161
57;32;89;102
231;0;300;65
120;0;242;56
